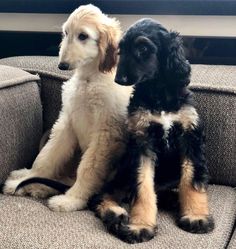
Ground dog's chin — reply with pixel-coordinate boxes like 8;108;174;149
115;81;134;86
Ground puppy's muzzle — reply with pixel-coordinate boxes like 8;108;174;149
58;62;70;71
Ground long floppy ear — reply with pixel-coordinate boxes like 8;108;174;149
98;18;121;73
164;31;191;87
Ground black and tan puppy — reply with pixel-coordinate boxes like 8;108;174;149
88;18;214;243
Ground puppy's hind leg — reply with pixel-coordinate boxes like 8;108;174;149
3;117;77;198
48;132;121;211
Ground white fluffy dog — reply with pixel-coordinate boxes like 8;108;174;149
3;4;132;212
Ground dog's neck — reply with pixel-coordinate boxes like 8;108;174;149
128;80;192;114
75;59;98;81
75;58;103;82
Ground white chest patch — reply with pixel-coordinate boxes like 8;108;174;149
128;105;199;139
153;105;199;134
159;111;173;138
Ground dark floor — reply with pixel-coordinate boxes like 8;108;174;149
1;32;236;65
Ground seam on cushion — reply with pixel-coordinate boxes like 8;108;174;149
217;187;236;249
190;85;236;95
1;64;236;95
0;75;40;89
226;221;236;248
23;68;236;95
225;190;236;248
16;67;70;82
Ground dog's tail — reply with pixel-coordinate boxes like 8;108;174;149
15;177;70;194
0;183;4;193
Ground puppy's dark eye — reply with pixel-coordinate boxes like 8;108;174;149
64;31;68;36
139;46;148;53
78;33;88;41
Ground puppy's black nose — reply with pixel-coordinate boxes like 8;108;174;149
58;62;70;70
115;75;128;85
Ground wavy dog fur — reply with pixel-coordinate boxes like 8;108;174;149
89;18;214;243
3;4;132;212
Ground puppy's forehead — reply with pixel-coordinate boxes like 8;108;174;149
63;13;101;40
122;18;167;44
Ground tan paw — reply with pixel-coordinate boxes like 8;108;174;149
48;194;87;212
117;223;157;243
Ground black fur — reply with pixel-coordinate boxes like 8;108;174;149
178;215;215;234
90;18;214;243
15;177;70;194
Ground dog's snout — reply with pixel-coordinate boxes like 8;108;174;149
115;75;128;85
58;62;70;70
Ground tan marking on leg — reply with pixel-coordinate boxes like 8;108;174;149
97;195;127;218
179;159;209;218
130;155;157;228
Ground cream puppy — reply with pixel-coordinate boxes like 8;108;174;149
3;4;132;212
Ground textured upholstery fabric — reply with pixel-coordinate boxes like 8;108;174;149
0;185;235;249
0;57;71;132
228;228;236;249
0;65;39;89
193;91;236;186
191;65;236;94
0;56;235;186
0;65;42;182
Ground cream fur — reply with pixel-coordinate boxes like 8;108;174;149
3;4;132;211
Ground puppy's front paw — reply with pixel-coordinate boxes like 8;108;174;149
178;214;214;234
103;209;129;234
117;224;157;244
48;194;86;212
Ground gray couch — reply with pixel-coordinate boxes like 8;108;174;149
0;56;235;249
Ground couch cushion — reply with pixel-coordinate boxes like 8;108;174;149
0;56;235;186
0;56;71;131
190;65;236;186
0;65;42;182
228;228;236;249
0;65;40;89
0;185;235;249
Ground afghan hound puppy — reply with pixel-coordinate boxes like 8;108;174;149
3;4;132;212
88;18;214;243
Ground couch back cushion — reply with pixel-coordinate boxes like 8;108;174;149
190;65;236;186
0;57;235;186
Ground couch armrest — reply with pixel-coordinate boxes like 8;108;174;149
1;56;71;131
0;65;42;182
